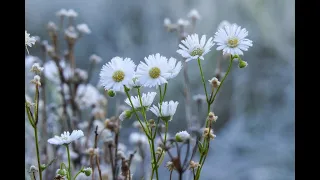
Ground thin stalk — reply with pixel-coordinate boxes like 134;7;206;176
34;127;42;180
197;58;209;103
66;145;72;180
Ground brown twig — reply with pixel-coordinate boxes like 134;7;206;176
94;126;103;180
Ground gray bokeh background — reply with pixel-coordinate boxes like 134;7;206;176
26;0;295;179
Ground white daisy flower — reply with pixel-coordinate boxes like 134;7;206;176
188;9;201;20
99;57;136;92
176;34;214;62
175;130;191;142
136;53;171;87
166;57;182;80
150;101;179;121
213;24;253;56
47;130;84;145
77;23;91;34
124;92;157;110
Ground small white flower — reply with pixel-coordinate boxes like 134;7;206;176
47;130;84;145
166;57;182;80
164;18;171;27
99;57;136;92
177;18;190;27
89;54;102;64
192;94;206;102
129;132;148;145
175;130;191;142
125;92;157;109
213;24;253;56
25;30;36;53
129;76;142;88
150;101;179;121
65;26;78;39
31;75;41;86
217;20;232;30
177;34;214;62
56;9;68;17
30;63;44;74
208;77;220;88
136;53;171;87
77;23;91;34
188;9;201;20
67;9;78;17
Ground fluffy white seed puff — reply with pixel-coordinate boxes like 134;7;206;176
213;24;253;56
177;34;214;62
77;23;91;34
175;130;191;142
150;101;179;121
100;57;136;92
136;53;171;87
48;130;84;145
125;92;157;109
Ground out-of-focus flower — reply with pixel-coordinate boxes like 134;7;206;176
175;130;191;142
188;9;201;20
77;23;91;34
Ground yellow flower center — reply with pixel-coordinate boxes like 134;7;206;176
191;48;203;56
149;67;161;79
112;70;125;82
227;37;239;48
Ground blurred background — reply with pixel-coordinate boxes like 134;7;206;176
25;0;295;179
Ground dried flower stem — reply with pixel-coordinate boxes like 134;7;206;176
94;126;103;180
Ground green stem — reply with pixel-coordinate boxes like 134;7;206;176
124;87;151;139
210;57;234;104
66;145;72;180
34;127;43;180
197;58;209;103
195;56;234;180
150;138;159;180
73;170;82;180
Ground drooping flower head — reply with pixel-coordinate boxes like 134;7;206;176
136;53;171;87
100;57;136;92
213;24;253;56
175;130;191;142
125;92;157;110
25;30;36;54
177;34;214;62
166;57;182;80
47;130;84;145
150;101;179;121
